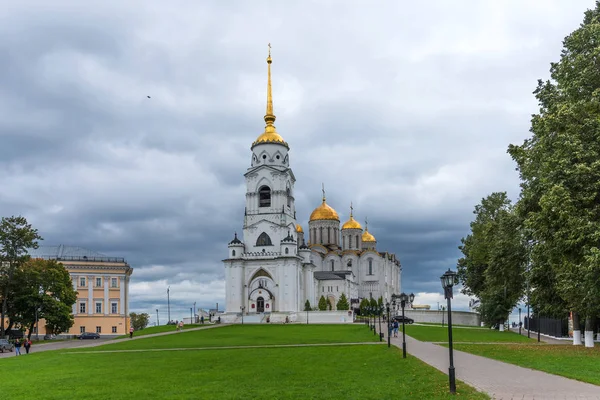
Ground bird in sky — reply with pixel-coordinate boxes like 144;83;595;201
147;96;151;98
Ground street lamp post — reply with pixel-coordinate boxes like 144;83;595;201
194;302;197;323
518;308;522;335
35;307;40;341
441;268;458;394
156;309;160;326
167;286;171;324
190;307;193;324
397;292;414;359
240;306;245;324
386;302;391;348
378;305;383;341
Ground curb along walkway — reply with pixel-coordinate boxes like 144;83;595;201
389;334;600;399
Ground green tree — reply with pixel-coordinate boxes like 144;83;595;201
9;258;76;338
130;312;150;331
359;298;369;315
304;300;311;311
508;2;600;345
0;216;43;337
336;293;350;311
377;296;384;313
369;297;377;313
318;295;328;311
457;193;527;327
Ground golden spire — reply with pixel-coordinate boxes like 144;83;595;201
252;43;288;148
265;43;274;125
322;183;326;202
350;202;353;218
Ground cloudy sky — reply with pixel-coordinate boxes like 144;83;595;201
0;0;594;322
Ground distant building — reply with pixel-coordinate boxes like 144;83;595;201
28;245;133;336
411;304;431;310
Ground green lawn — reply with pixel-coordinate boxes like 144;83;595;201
117;323;206;338
453;343;600;386
401;325;534;343
78;324;381;351
1;342;488;399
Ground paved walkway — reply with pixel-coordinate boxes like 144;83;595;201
389;334;600;399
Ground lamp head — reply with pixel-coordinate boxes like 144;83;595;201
440;268;457;289
409;293;415;302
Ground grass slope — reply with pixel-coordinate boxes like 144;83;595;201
78;324;380;351
453;344;600;386
119;323;205;338
1;345;488;399
401;325;534;343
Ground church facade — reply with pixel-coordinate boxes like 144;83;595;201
222;49;401;321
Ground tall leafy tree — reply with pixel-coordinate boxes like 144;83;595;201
336;293;349;311
457;193;527;327
508;2;600;345
304;300;311;311
0;216;43;337
9;258;76;338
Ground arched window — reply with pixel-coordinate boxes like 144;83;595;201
327;227;331;243
285;248;289;254
331;260;334;271
259;186;271;207
286;187;292;208
256;232;273;246
368;259;373;275
356;235;359;248
343;236;346;249
232;250;236;257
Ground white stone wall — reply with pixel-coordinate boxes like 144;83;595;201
403;310;481;326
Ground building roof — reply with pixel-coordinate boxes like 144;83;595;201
27;245;126;263
314;271;345;281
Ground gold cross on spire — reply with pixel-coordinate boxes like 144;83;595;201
268;42;271;57
350;202;354;218
322;183;326;202
365;216;369;231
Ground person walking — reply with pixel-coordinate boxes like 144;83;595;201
393;320;399;338
129;326;134;339
14;339;22;356
24;338;31;354
200;316;204;324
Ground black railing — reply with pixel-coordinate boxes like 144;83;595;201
33;255;126;263
524;316;568;337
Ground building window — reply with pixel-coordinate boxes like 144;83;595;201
337;286;339;292
368;259;373;275
79;277;86;287
79;302;86;313
111;278;118;288
112;326;117;333
80;326;85;334
111;303;118;314
287;187;292;208
356;235;359;248
343;236;346;249
322;287;324;292
256;232;272;246
232;250;236;257
96;302;102;314
259;186;271;207
96;277;102;287
285;248;289;254
96;326;101;334
331;260;334;271
327;227;331;243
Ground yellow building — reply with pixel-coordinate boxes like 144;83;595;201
29;245;133;337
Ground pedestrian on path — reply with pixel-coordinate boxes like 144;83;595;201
393;321;399;338
179;321;184;331
129;326;134;339
14;339;22;356
24;339;31;354
200;316;204;324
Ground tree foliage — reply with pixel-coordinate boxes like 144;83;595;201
304;300;311;311
129;312;150;331
508;3;600;323
359;298;369;315
0;216;43;336
8;258;76;337
457;193;527;326
318;295;328;311
336;293;349;311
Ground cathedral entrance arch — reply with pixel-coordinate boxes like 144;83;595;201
257;297;265;312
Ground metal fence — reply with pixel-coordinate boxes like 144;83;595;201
524;316;568;337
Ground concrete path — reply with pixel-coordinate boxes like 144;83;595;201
389;334;600;399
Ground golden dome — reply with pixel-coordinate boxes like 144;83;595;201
253;128;288;148
342;203;362;230
309;201;340;222
362;230;376;242
296;224;304;233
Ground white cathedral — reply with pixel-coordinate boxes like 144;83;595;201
222;49;401;322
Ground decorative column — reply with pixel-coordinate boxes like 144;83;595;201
119;276;125;315
72;275;78;315
88;275;94;315
104;277;110;315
